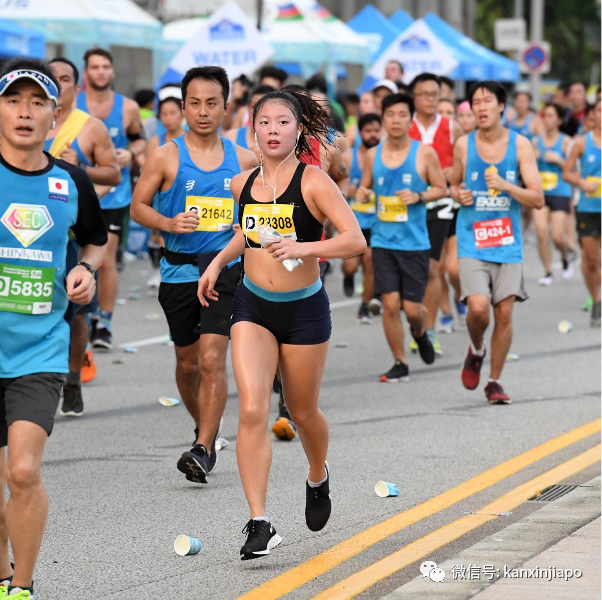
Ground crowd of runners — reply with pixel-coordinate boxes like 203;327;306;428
0;49;600;596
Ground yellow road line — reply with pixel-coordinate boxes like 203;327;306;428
314;444;601;599
238;419;600;600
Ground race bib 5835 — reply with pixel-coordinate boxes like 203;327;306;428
0;263;54;314
185;196;234;232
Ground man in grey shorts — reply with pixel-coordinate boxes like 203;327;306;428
450;81;543;405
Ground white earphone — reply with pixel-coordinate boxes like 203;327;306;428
52;121;56;129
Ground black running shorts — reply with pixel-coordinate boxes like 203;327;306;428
426;207;451;261
158;263;241;347
577;211;601;238
544;195;571;213
372;247;430;303
0;372;64;447
231;282;331;345
102;206;129;243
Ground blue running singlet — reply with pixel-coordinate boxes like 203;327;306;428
348;146;376;230
578;132;601;213
457;130;522;263
370;141;429;252
158;136;241;283
535;134;571;198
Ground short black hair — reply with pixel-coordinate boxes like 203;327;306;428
513;90;532;101
259;65;288;85
158;96;182;112
83;48;113;66
410;72;440;91
543;102;566;121
49;57;79;85
358;112;382;130
569;80;587;90
344;93;360;105
0;57;61;97
306;73;327;95
234;74;253;87
250;84;276;98
467;80;507;108
134;88;156;108
181;66;229;107
439;76;454;90
381;93;414;116
387;59;404;74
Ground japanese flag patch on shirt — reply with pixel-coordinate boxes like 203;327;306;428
48;177;69;201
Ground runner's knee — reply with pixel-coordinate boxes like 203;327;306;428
6;457;41;493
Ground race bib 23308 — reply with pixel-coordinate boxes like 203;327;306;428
242;204;296;245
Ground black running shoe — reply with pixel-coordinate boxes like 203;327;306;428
60;383;84;417
357;303;373;324
379;360;409;383
240;519;282;560
343;275;354;297
272;375;282;394
305;465;331;532
206;418;223;474
412;330;435;365
367;296;383;316
177;444;210;483
91;327;112;350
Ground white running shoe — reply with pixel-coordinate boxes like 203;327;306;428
562;261;574;281
538;274;553;286
147;269;161;289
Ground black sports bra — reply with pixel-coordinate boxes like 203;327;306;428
238;162;324;249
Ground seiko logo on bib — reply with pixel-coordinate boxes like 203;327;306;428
476;196;512;210
402;174;412;184
224;178;231;190
186;180;195;192
1;204;54;247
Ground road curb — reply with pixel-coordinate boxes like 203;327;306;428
383;476;601;599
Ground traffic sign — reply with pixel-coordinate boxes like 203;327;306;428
494;18;526;51
519;41;550;74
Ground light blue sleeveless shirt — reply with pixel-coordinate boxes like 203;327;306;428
578;132;601;213
508;113;534;140
458;130;522;263
235;127;248;149
535;134;571;198
77;92;131;209
159;136;241;283
370;141;429;252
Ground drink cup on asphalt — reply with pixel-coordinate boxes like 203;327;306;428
557;320;573;333
375;481;399;497
174;535;202;556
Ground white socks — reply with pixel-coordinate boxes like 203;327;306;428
308;463;329;488
253;516;270;523
471;342;485;357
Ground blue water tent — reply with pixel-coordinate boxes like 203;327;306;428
423;13;519;81
388;9;414;33
347;4;401;64
0;18;45;59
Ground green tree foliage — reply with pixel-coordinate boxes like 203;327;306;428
476;0;601;82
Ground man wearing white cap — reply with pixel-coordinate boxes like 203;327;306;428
0;58;108;598
372;79;398;114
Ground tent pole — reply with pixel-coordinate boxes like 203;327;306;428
257;0;263;31
529;0;544;110
465;0;476;41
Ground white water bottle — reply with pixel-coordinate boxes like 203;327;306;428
257;224;303;272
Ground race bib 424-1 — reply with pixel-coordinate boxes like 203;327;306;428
473;217;514;249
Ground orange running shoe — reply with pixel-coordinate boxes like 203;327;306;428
81;349;97;383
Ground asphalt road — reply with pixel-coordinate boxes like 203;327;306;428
32;240;600;599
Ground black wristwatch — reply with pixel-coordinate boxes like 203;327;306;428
417;192;425;203
77;261;95;275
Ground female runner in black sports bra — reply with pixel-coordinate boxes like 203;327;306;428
198;89;366;559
